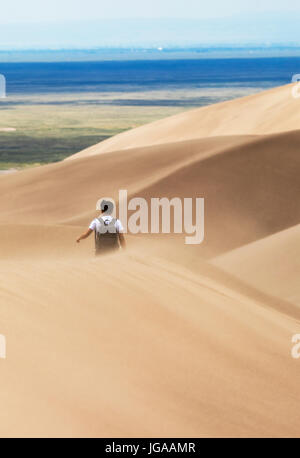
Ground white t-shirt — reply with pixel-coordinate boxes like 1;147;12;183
89;215;124;233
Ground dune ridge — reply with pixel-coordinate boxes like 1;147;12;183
67;83;300;160
214;223;300;306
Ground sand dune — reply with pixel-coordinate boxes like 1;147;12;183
1;233;299;437
214;224;300;306
1;129;300;256
68;83;300;160
1;84;300;437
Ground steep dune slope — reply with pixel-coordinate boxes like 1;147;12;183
0;134;251;226
68;83;300;159
214;224;300;306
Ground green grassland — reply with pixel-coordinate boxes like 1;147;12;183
0;93;184;169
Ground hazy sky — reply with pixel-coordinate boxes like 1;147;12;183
0;1;300;49
1;0;300;23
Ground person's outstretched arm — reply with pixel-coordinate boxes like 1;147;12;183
76;228;93;243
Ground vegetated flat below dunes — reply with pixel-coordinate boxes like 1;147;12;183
0;227;299;437
0;130;300;257
67;83;300;159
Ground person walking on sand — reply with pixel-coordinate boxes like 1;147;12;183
76;200;126;255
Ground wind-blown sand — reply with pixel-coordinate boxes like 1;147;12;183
0;83;300;437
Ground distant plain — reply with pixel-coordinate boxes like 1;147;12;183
0;57;298;168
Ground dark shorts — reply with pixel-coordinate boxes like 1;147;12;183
94;231;120;256
95;245;120;256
